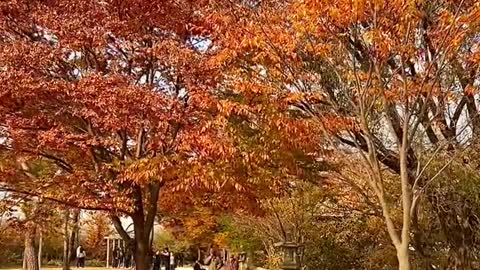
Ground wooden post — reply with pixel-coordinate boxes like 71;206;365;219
106;238;110;268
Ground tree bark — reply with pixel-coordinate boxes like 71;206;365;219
38;231;43;269
129;208;152;270
397;245;410;270
133;222;150;270
63;209;70;270
398;122;411;270
69;209;81;262
110;183;161;270
23;224;38;270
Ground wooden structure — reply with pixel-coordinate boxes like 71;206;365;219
104;235;126;268
274;242;303;270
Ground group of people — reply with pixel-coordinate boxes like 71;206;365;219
152;248;176;270
194;249;240;270
74;244;240;270
112;247;133;268
75;245;134;269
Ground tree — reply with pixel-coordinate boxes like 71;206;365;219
84;212;113;260
0;157;63;270
69;209;81;263
0;1;340;268
217;0;480;269
0;1;233;269
0;189;71;267
224;180;393;270
62;209;70;270
12;200;58;270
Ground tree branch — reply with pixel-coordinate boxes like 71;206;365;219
0;186;114;212
110;215;133;242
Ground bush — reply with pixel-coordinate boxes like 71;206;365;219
46;259;63;266
86;259;106;267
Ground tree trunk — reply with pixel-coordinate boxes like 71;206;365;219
397;245;410;270
111;183;161;270
397;115;412;270
23;225;38;270
149;223;154;248
69;209;81;262
132;207;152;270
63;209;70;270
38;231;43;269
133;235;150;270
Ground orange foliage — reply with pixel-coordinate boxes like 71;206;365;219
84;212;114;260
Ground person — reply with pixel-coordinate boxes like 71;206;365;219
206;249;223;270
153;251;161;270
125;244;133;269
169;252;175;270
112;247;119;268
161;248;170;270
119;248;125;268
193;260;205;270
226;255;239;270
76;246;86;268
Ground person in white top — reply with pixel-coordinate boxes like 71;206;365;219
169;253;175;270
76;245;86;268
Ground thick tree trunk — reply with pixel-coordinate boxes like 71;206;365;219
63;209;70;270
133;233;150;270
111;183;160;270
397;246;410;270
69;209;80;262
23;225;38;270
131;201;152;270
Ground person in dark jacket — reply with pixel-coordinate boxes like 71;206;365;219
113;247;121;268
161;248;170;270
152;251;162;270
124;247;132;268
193;260;205;270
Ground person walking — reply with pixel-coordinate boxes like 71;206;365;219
76;246;86;268
153;251;161;270
206;249;223;270
169;252;176;270
226;255;239;270
161;248;170;270
112;247;119;268
125;247;132;268
193;260;205;270
119;248;125;268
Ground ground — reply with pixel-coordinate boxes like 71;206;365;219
1;268;193;270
